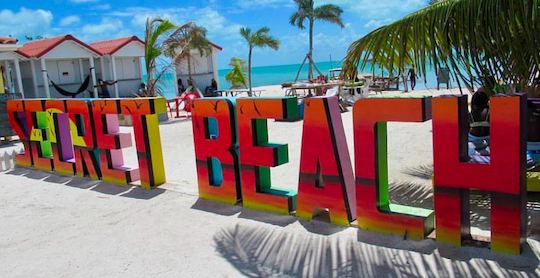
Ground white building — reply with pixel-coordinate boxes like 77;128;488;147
0;43;25;96
173;42;222;94
90;36;145;98
16;35;100;98
1;34;222;99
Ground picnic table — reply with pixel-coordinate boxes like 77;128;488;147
284;83;327;97
216;89;264;97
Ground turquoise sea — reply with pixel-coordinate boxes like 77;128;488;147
156;61;441;99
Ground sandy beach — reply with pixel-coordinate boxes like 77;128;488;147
1;86;540;277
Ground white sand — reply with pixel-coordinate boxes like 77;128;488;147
1;86;540;277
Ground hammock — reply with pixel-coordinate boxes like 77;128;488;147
50;75;91;98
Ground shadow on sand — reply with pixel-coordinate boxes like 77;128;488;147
214;223;540;278
5;167;165;200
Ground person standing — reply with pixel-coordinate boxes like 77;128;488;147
407;67;417;91
177;78;185;96
98;79;117;98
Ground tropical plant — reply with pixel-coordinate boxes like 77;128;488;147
144;17;177;96
164;24;210;84
144;18;209;96
240;27;279;96
225;57;248;89
343;0;540;94
290;0;344;80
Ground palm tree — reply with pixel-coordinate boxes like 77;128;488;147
290;0;344;80
343;0;540;94
144;19;209;96
144;17;176;96
240;27;280;96
225;57;248;89
165;24;210;85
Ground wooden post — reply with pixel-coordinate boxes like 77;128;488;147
100;57;106;80
78;58;84;82
138;57;144;83
3;61;12;93
30;60;38;97
40;58;50;98
89;58;98;98
111;56;119;98
13;59;24;98
172;64;179;96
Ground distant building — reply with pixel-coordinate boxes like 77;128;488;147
90;36;145;97
16;35;100;98
173;42;222;95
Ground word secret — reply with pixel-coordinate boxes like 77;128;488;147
7;98;166;189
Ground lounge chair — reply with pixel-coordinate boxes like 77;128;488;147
437;68;451;90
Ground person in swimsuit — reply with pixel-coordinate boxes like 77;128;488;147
177;78;185;96
468;89;490;156
407;67;417;90
98;79;117;98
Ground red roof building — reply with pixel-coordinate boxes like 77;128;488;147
90;36;145;56
16;35;100;58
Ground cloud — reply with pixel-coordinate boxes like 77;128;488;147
81;18;123;35
59;15;80;27
316;0;427;21
0;8;53;38
236;0;293;9
111;6;243;40
93;4;111;10
363;19;392;29
69;0;100;3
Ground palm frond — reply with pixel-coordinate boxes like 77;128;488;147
314;4;344;27
343;0;540;92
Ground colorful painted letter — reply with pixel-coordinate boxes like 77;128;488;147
119;98;167;189
237;97;298;214
296;96;356;226
353;97;434;240
66;99;102;180
6;98;167;189
45;99;76;176
432;94;526;255
6;100;33;167
92;99;139;185
191;98;241;205
26;100;54;172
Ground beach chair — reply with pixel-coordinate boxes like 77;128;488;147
437;68;451;90
325;87;348;112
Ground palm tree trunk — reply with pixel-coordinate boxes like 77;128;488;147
148;64;155;95
248;47;253;97
187;55;193;82
308;18;314;81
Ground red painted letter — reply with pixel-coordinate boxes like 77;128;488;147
354;97;434;240
296;96;356;226
432;94;526;254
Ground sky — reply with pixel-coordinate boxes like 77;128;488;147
0;0;430;69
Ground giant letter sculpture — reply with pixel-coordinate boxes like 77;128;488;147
191;98;241;205
237;97;298;214
432;94;526;255
66;99;101;180
7;98;167;189
93;100;139;185
45;99;76;176
120;98;167;189
296;96;356;226
354;97;434;240
7;100;33;167
26;100;54;172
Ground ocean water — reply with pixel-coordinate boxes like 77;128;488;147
154;61;442;99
